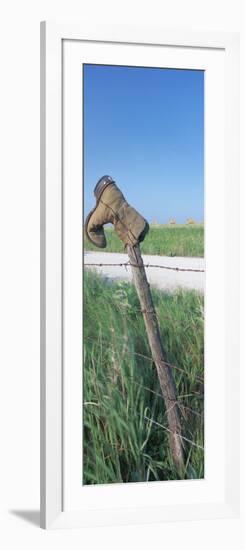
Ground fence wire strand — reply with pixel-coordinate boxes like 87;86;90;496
84;402;204;451
98;298;204;329
84;261;204;273
84;335;204;385
143;415;204;451
128;379;203;418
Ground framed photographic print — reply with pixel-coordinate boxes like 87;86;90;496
40;22;240;529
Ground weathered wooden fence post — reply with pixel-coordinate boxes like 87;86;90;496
127;244;185;473
85;175;185;473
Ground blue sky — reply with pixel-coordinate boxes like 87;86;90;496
83;64;204;224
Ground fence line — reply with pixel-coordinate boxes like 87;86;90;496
84;255;204;461
143;415;204;451
84;261;205;273
84;335;204;385
84;335;204;418
88;295;203;328
84;401;204;451
128;379;203;418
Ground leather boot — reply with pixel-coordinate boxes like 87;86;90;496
85;176;149;248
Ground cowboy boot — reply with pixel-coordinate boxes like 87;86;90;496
85;176;149;248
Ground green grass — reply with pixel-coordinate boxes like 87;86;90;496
83;270;204;484
84;224;204;257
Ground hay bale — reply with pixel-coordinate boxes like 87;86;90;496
186;217;196;225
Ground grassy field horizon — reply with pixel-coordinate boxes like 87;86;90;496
84;224;204;258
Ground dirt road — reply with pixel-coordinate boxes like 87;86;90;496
84;251;204;292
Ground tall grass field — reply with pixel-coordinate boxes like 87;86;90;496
84;224;204;257
83;270;204;484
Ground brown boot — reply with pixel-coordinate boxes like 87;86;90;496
85;176;149;248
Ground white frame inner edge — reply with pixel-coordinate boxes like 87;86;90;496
40;22;239;529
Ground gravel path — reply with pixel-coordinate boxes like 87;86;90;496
84;251;205;292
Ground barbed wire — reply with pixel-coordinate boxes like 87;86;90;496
127;379;203;418
84;402;204;451
90;296;204;329
84;261;205;273
84;335;204;385
143;415;204;451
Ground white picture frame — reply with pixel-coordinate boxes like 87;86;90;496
40;21;240;529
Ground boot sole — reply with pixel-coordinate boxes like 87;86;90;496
84;181;114;247
84;205;107;248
